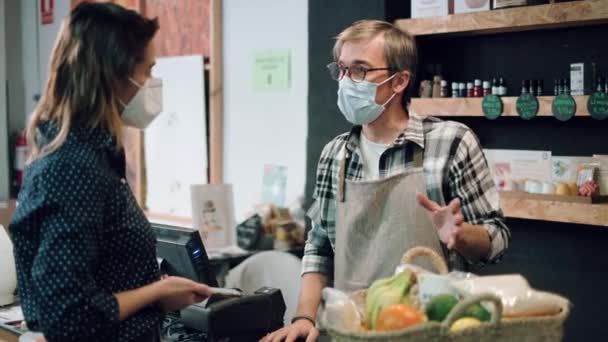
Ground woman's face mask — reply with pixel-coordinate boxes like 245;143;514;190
120;77;163;129
337;73;397;125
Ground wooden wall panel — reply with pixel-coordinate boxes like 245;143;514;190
144;0;210;57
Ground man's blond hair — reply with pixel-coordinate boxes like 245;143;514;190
333;20;417;106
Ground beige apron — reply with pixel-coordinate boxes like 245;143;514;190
334;144;447;292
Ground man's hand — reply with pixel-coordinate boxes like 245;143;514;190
416;192;464;249
260;319;319;342
416;193;491;261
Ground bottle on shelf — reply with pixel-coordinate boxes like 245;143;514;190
521;80;529;95
491;77;499;95
537;79;543;96
459;83;466;98
466;82;474;97
432;76;442;98
452;82;459;98
563;78;570;95
498;77;507;96
597;77;604;93
482;81;491;97
554;78;560;96
530;80;537;96
473;79;482;97
440;80;449;98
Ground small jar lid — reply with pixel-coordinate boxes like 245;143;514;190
474;79;481;86
441;80;447;86
483;81;490;88
467;82;474;89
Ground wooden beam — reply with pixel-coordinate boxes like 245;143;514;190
410;96;591;118
395;0;608;37
209;0;223;184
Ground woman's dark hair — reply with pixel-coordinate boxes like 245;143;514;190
28;2;159;160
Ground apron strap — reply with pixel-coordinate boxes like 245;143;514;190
338;151;348;203
412;144;424;168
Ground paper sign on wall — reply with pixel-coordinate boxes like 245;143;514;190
253;50;291;91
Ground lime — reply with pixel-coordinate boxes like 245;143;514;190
426;294;459;322
464;303;491;322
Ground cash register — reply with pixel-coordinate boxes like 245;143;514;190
152;224;286;341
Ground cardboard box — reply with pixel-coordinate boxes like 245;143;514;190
411;0;451;19
455;0;491;14
0;200;17;228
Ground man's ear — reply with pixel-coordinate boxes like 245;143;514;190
392;70;411;94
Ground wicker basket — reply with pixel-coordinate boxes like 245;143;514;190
322;247;570;342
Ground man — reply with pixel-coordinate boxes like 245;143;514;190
262;20;510;342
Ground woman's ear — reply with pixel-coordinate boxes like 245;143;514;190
392;70;411;94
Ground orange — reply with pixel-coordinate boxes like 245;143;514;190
376;304;423;331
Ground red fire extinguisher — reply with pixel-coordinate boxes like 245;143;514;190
14;132;28;190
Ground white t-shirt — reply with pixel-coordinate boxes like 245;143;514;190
359;133;391;180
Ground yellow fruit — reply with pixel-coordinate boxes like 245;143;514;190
567;182;578;196
555;183;570;196
449;317;482;332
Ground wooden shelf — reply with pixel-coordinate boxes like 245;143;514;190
410;96;590;117
500;192;608;227
395;0;608;37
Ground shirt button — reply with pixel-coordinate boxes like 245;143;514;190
121;178;127;184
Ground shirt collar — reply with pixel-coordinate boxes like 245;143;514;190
38;120;116;152
345;111;426;154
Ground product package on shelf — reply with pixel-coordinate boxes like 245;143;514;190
454;0;490;14
411;0;451;19
593;155;608;195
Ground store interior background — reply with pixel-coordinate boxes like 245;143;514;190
1;1;607;341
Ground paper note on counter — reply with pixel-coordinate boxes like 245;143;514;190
0;305;23;323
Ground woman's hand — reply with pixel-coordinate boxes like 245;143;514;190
155;276;213;312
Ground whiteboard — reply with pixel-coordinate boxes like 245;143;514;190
145;55;208;218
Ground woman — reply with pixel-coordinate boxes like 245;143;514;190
9;3;211;341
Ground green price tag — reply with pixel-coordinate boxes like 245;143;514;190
516;93;539;120
552;94;576;121
482;95;503;120
588;92;608;120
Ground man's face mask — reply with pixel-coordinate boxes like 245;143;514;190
120;77;163;129
337;73;397;125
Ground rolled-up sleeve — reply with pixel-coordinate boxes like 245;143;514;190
302;200;334;276
448;129;511;264
301;140;342;277
30;164;119;341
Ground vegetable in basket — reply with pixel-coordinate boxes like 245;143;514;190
365;271;415;330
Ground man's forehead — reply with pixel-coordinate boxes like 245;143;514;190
338;35;385;65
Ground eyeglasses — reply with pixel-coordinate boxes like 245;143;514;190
327;62;392;83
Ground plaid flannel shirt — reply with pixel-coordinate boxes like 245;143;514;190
303;113;510;276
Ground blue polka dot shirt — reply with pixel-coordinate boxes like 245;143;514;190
9;122;162;341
